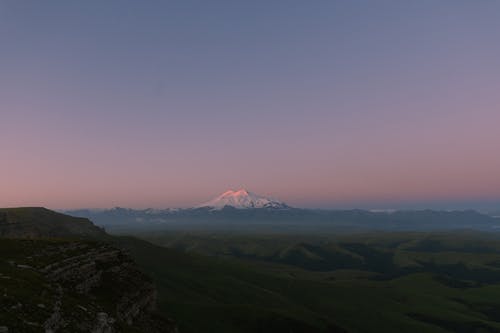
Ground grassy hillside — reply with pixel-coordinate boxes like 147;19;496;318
120;231;500;333
5;207;500;332
0;207;108;239
114;236;341;332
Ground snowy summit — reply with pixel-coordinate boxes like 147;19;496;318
197;189;289;210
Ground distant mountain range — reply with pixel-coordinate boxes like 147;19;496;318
64;190;500;233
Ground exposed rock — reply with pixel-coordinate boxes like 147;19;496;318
91;312;114;333
0;208;176;332
1;239;177;333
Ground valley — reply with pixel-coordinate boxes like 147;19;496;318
122;230;500;332
5;207;500;332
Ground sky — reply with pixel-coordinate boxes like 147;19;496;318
1;1;500;210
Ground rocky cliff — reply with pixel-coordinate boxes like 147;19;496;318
0;239;177;332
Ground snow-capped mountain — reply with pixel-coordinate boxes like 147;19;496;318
196;189;290;210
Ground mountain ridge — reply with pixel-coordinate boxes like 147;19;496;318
0;207;108;239
65;206;500;233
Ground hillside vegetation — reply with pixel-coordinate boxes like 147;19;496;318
5;207;500;332
127;231;500;333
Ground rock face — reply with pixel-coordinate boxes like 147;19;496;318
0;208;176;332
0;207;108;239
0;239;177;333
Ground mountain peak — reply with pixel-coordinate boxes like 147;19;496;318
197;189;289;210
221;188;247;195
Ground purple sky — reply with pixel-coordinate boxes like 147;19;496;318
1;1;500;210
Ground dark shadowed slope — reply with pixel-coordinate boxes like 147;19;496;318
0;239;177;332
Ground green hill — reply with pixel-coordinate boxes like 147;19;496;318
5;208;500;332
0;207;108;239
127;231;500;333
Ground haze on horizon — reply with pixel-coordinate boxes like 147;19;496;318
1;1;500;211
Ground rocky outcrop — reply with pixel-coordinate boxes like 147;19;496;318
40;245;122;294
0;239;177;333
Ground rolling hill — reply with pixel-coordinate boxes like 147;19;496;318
6;207;500;332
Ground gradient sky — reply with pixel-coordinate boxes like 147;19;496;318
1;1;500;210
